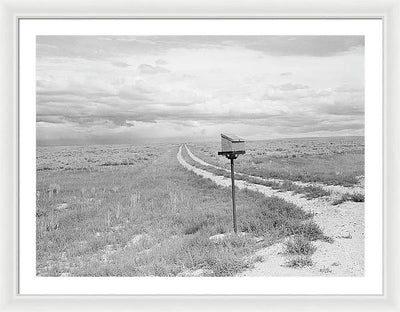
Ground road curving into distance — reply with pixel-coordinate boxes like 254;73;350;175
183;144;364;196
177;144;365;277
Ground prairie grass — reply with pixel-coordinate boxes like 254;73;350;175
320;266;333;273
284;256;313;268
36;144;326;277
291;221;333;243
284;235;316;255
332;192;365;205
189;136;364;187
277;182;331;199
182;149;331;200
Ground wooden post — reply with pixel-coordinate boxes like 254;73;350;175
218;133;246;234
230;157;237;234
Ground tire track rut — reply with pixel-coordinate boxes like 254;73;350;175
185;144;364;196
177;144;364;276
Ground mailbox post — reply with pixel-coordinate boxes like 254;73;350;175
218;134;245;234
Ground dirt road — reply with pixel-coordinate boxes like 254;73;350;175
177;145;364;276
184;145;364;196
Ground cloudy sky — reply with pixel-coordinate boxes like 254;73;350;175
36;36;364;146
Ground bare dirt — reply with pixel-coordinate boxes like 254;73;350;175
185;145;364;196
178;145;364;276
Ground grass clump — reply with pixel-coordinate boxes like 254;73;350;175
350;192;365;202
291;221;334;243
319;266;333;274
284;256;313;268
183;219;208;235
332;192;365;205
284;235;316;255
240;195;314;237
204;248;252;276
292;221;324;241
279;182;331;199
298;185;331;199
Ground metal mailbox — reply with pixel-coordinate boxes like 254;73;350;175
220;133;245;154
217;133;246;234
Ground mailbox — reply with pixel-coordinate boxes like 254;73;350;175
220;133;245;154
217;133;246;234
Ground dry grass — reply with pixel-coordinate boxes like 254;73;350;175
182;149;332;200
284;256;313;268
37;144;163;171
284;235;316;255
37;137;357;276
37;144;325;277
189;136;364;187
332;192;365;205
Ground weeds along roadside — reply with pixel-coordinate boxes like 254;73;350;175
37;146;328;276
181;145;332;200
332;192;365;205
185;145;364;204
187;142;364;188
178;146;332;270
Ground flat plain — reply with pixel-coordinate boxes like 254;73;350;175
36;136;364;277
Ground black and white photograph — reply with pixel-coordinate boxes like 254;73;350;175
35;34;366;278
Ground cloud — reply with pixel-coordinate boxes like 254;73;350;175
111;61;130;68
243;36;364;57
37;78;116;98
263;84;326;101
278;83;309;91
36;80;364;140
37;115;65;124
155;59;168;65
36;35;364;145
109;117;135;127
138;64;170;75
335;85;363;93
38;113;140;128
37;35;364;62
117;84;154;102
319;97;364;116
322;105;364;116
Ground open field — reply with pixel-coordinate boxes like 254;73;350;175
36;136;364;277
188;136;364;187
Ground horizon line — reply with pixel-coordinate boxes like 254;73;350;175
36;134;365;148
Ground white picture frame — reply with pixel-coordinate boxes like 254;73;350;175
1;0;399;310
